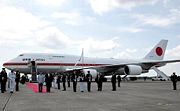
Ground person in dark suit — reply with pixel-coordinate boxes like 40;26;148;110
0;70;2;92
49;73;54;88
45;73;51;93
95;74;99;90
0;68;7;93
20;75;26;84
170;72;178;90
71;72;77;92
86;71;92;92
62;74;66;91
0;71;1;91
111;74;116;91
95;73;103;91
117;75;121;87
15;71;20;91
56;75;61;90
67;74;71;87
99;73;104;91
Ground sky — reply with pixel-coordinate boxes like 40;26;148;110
0;0;180;76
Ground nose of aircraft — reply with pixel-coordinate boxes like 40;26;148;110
3;61;12;69
3;62;8;67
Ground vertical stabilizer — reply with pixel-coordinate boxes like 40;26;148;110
144;40;168;60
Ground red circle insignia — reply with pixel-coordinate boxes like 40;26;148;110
156;47;163;56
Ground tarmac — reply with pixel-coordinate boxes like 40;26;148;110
0;81;180;111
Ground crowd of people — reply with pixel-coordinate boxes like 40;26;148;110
0;68;25;93
0;67;122;93
0;67;179;94
36;70;120;93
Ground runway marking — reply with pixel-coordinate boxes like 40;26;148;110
2;93;12;111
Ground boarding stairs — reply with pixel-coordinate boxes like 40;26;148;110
152;66;170;81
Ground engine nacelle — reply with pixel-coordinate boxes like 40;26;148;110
82;69;98;78
124;65;143;75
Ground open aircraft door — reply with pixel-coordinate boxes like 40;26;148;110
29;61;37;82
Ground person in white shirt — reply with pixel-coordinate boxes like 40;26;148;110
8;70;16;93
37;72;45;93
79;75;86;92
52;75;57;89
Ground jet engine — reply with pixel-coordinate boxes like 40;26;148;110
116;65;143;75
124;65;143;75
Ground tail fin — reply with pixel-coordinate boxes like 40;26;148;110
143;39;168;60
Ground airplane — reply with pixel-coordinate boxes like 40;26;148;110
3;39;180;79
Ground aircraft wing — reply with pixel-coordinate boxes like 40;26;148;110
143;59;180;64
94;59;180;71
65;59;180;75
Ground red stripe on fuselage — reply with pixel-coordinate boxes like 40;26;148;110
3;62;107;66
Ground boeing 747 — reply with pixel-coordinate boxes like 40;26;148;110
3;40;180;78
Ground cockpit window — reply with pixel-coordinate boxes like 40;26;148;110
19;54;24;56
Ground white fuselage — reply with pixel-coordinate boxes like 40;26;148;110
3;53;138;74
3;40;179;77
